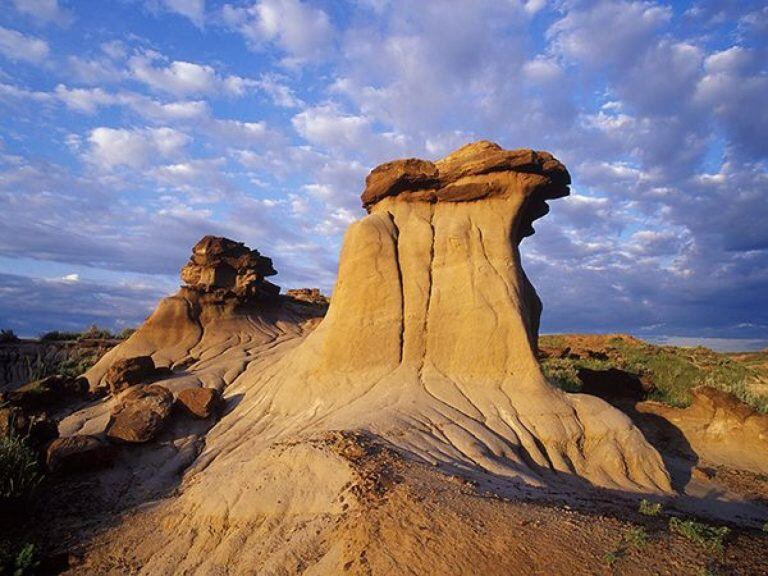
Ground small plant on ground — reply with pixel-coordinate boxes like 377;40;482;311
669;517;730;552
0;434;43;506
762;521;768;533
12;543;39;575
638;498;662;516
625;526;648;549
603;548;625;566
540;358;582;392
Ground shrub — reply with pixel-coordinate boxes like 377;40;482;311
0;434;43;506
669;517;730;552
0;329;20;343
638;498;663;516
540;358;582;392
39;330;81;342
78;324;115;340
117;327;136;340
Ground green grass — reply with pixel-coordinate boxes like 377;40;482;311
0;541;39;576
638;498;663;517
625;526;648;549
0;435;42;506
539;335;768;413
669;517;730;552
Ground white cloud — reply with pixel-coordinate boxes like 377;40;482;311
547;1;672;68
85;127;192;169
203;118;282;146
222;0;333;64
129;53;256;96
292;104;407;159
522;56;564;84
254;74;303;107
11;0;71;25
0;26;50;64
150;0;206;27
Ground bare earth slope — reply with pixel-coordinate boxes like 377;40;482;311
41;142;767;575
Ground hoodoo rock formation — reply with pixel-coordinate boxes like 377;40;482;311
180;235;279;299
60;142;678;573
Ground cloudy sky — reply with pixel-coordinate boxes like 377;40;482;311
0;0;766;349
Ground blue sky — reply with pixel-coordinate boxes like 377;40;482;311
0;0;766;350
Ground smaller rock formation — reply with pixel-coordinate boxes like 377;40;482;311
177;387;220;419
106;385;174;443
638;386;768;474
46;435;115;474
181;236;279;299
286;288;330;306
104;356;158;395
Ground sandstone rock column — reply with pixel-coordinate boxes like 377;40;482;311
273;141;671;492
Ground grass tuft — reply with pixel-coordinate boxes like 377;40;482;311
669;517;730;552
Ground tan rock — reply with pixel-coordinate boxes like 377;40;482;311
638;386;768;474
106;385;174;443
177;387;220;418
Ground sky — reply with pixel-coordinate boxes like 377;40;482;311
0;0;766;350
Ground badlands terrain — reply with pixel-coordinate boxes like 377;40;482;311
1;141;768;575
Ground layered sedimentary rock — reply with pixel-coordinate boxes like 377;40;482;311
83;236;316;394
181;235;279;299
638;386;768;474
65;142;675;573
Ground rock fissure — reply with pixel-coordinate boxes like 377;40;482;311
418;203;437;384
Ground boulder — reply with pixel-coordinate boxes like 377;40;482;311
180;236;279;299
106;385;174;443
104;356;157;395
45;435;115;473
177;387;221;418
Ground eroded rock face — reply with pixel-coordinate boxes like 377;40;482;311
638;386;768;474
185;140;668;493
106;385;174;443
181;236;279;299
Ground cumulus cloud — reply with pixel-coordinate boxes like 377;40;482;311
222;0;333;65
0;26;50;63
11;0;72;26
129;53;256;97
85;126;192;169
147;0;206;27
